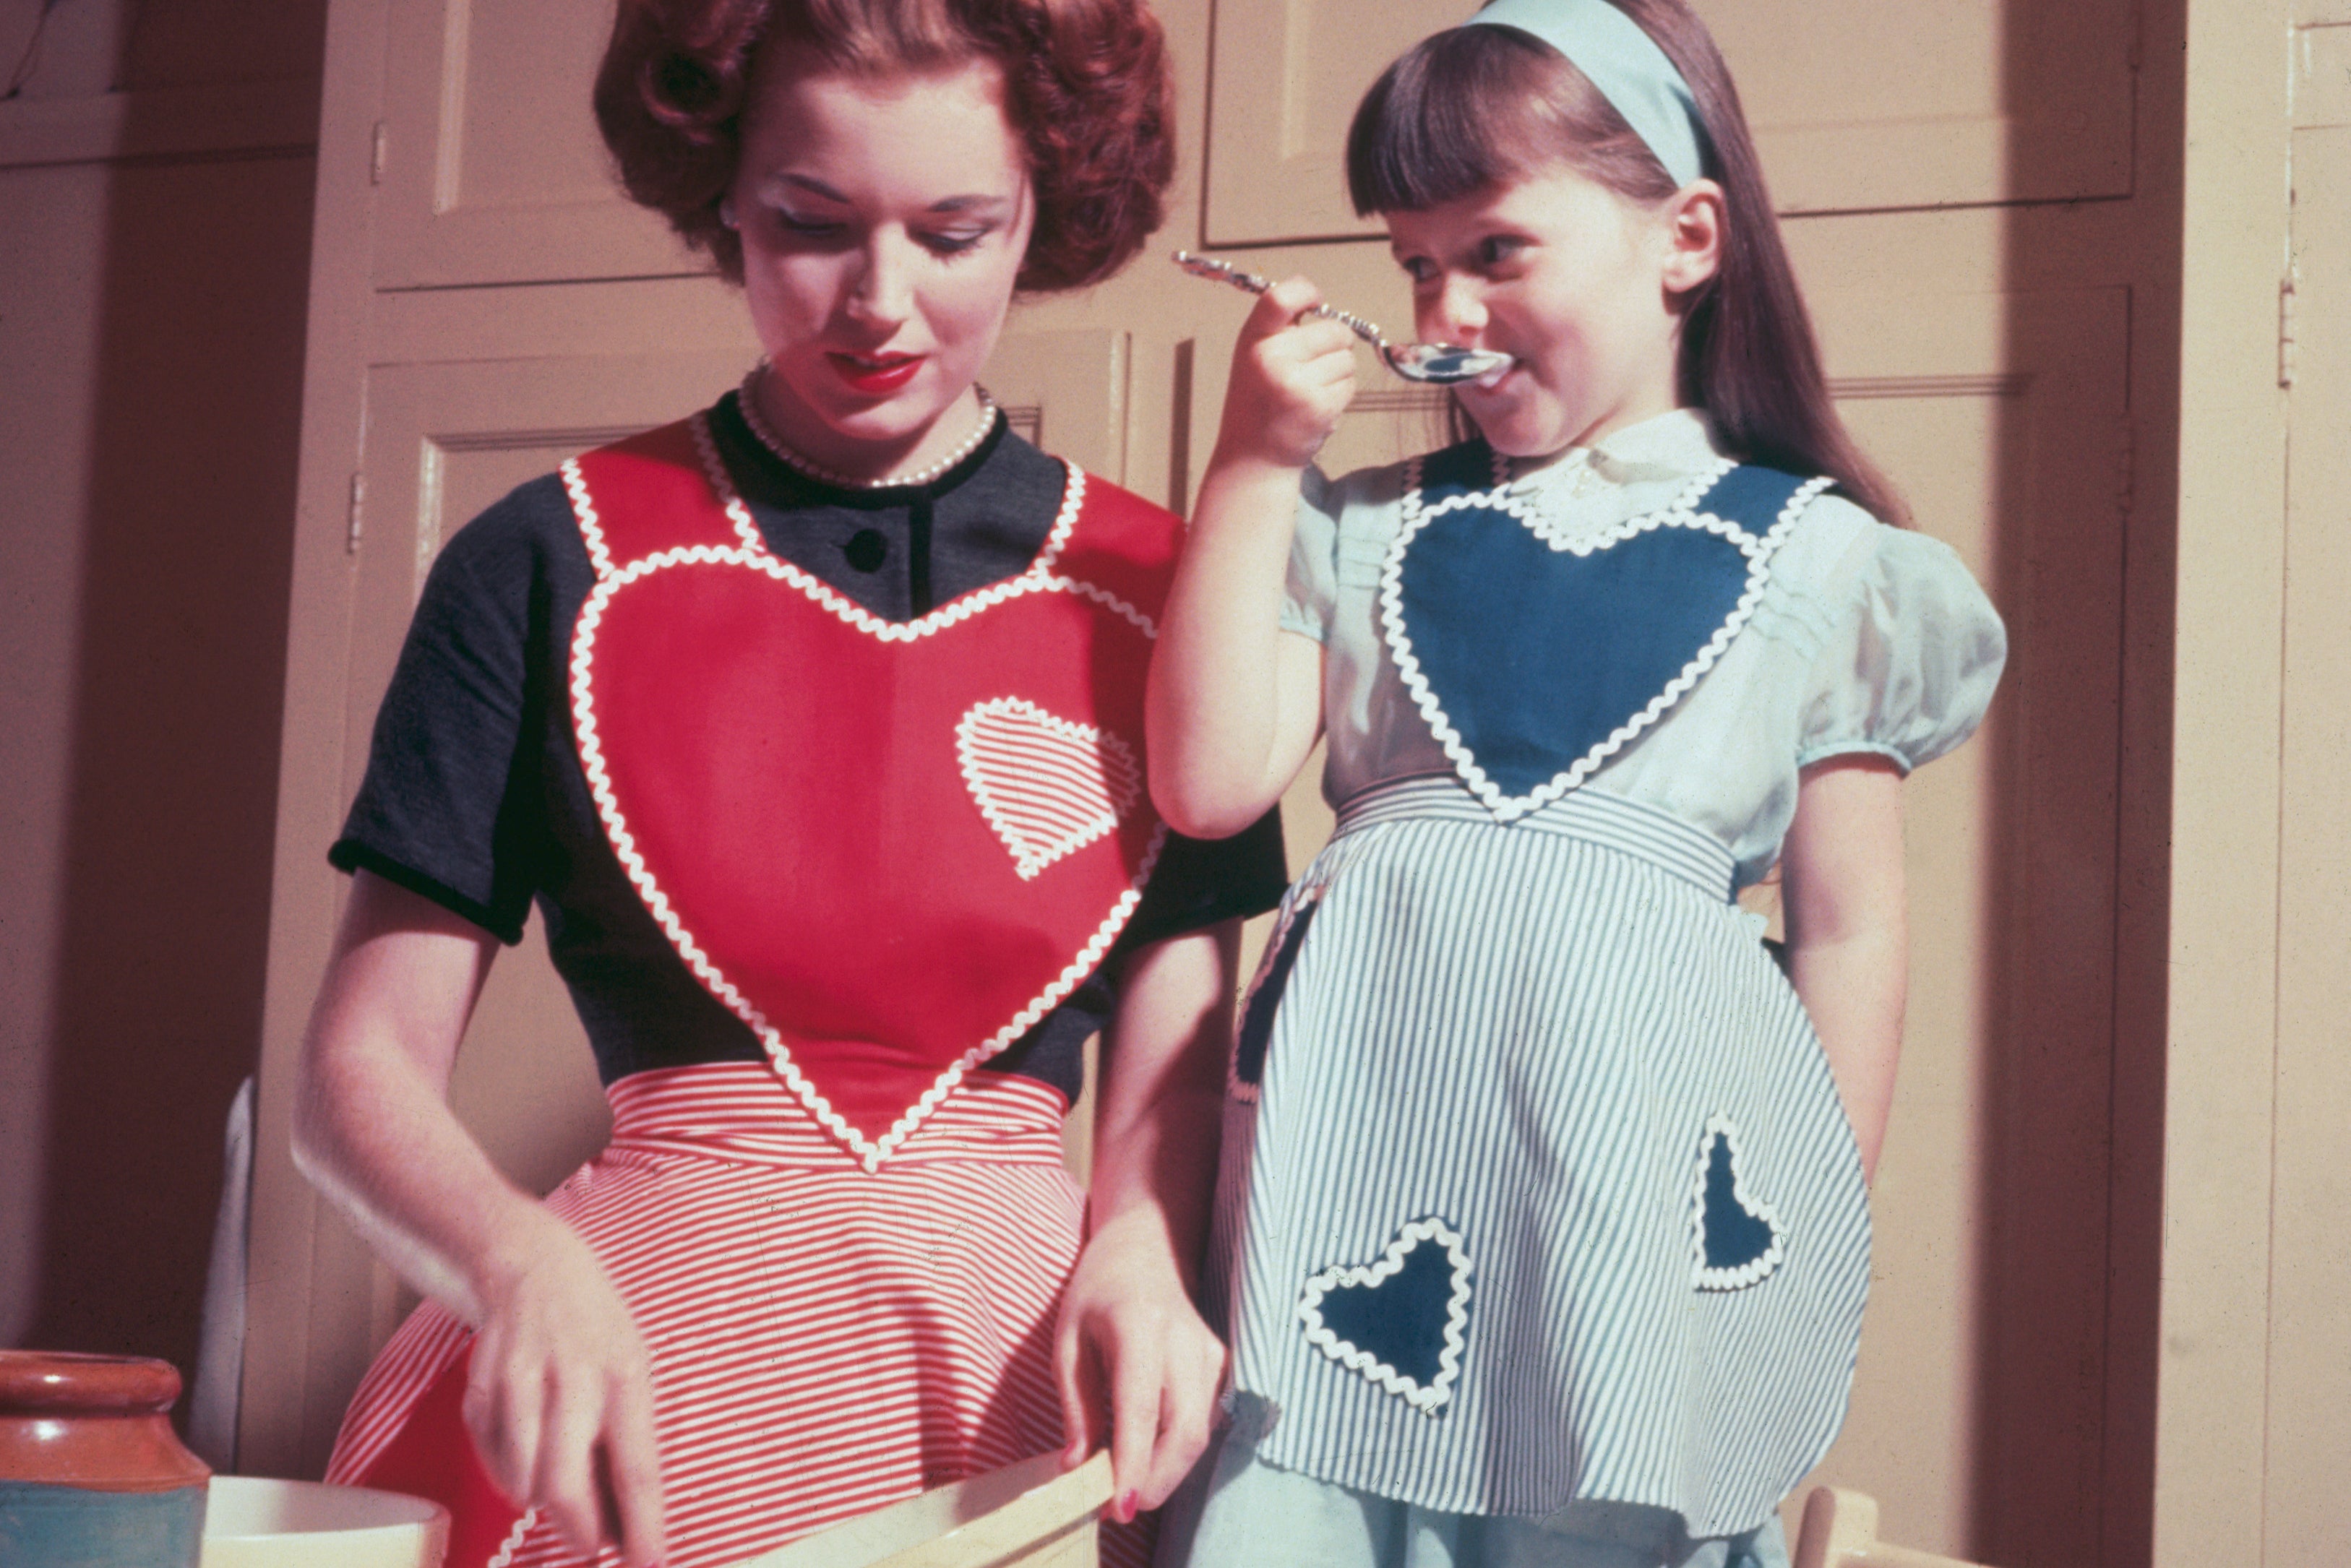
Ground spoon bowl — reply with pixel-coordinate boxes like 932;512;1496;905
1380;342;1515;384
1172;251;1513;387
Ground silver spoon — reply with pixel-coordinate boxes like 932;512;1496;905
1173;250;1513;386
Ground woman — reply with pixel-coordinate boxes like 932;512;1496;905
292;4;1281;1567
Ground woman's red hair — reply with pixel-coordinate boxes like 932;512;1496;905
595;0;1174;293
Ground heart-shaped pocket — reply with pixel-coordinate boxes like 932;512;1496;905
1691;1114;1788;1291
1381;460;1824;821
956;698;1140;879
1298;1218;1473;1414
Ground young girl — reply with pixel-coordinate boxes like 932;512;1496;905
1148;2;2006;1565
296;4;1276;1567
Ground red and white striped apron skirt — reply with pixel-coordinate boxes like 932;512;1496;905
326;1061;1148;1568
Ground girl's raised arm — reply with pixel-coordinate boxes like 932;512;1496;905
1779;756;1909;1182
1147;280;1354;837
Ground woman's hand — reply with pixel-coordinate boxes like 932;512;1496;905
1054;1207;1227;1519
1213;277;1359;473
1052;926;1237;1518
293;871;666;1565
464;1207;666;1564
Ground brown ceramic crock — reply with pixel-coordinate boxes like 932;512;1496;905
0;1350;210;1566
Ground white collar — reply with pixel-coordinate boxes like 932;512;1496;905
1510;408;1724;494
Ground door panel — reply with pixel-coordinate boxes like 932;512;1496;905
374;0;695;287
1792;285;2128;1560
1205;0;2136;246
2266;67;2351;1556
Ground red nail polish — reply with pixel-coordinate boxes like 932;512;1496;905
1117;1489;1138;1522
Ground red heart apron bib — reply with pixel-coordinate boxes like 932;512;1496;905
562;418;1178;1170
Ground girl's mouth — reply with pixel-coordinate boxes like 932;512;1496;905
1468;358;1518;392
828;352;926;395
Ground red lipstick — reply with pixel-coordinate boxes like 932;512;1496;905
828;352;925;395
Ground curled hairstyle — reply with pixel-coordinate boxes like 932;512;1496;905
1346;1;1904;525
595;0;1174;293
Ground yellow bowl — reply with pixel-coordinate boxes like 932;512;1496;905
200;1476;448;1568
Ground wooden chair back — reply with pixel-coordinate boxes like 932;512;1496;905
1792;1487;1997;1568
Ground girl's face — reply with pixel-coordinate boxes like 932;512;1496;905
731;53;1035;478
1385;160;1716;460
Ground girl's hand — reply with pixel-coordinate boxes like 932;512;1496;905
463;1206;667;1564
1054;1206;1228;1521
1214;277;1359;471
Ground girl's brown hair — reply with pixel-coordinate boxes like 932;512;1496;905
595;0;1174;293
1346;2;1905;524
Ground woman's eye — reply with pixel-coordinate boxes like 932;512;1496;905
919;228;990;256
770;209;842;238
1398;256;1436;284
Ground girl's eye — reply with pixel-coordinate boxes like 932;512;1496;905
1398;256;1437;285
1477;234;1528;269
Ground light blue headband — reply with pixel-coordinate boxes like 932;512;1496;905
1466;0;1706;188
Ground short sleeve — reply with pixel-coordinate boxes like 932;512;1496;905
328;478;575;943
1278;465;1343;643
1795;525;2007;774
1117;809;1289;953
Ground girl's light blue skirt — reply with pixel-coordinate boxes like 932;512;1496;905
1159;1395;1789;1568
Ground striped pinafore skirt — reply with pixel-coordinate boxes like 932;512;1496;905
327;1064;1152;1568
1208;776;1870;1538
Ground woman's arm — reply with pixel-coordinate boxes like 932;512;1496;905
1778;757;1909;1182
1053;921;1239;1519
293;870;665;1567
1146;280;1351;838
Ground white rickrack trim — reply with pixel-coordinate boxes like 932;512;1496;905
688;410;774;556
562;458;617;582
955;697;1141;880
1380;459;1831;824
485;1507;535;1568
1690;1113;1790;1291
1028;453;1086;574
1224;872;1337;1106
1297;1217;1473;1416
567;540;1167;1171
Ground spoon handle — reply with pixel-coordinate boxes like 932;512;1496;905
1172;251;1388;350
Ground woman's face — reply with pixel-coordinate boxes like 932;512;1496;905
1385;160;1701;460
731;52;1034;478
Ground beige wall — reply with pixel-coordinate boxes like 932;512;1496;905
0;0;326;1383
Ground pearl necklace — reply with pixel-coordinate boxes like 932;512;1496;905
736;365;1000;490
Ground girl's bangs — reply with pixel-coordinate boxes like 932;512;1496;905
1346;30;1567;216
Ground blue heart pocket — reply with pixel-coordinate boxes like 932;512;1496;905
1382;459;1818;820
1691;1115;1788;1291
1299;1218;1473;1415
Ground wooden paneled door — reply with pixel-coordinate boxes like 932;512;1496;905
2265;9;2351;1556
243;3;2153;1563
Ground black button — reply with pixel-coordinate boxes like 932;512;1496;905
844;529;888;572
